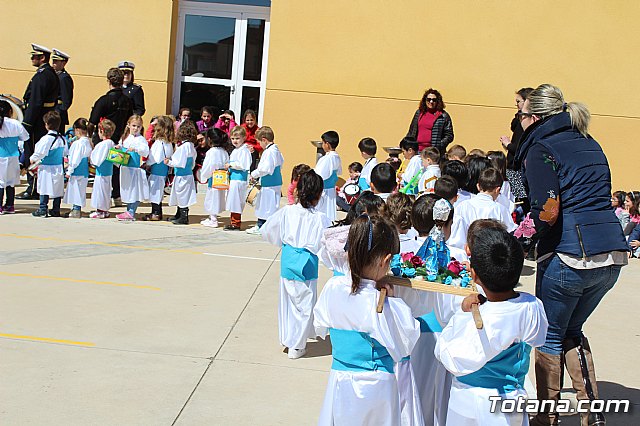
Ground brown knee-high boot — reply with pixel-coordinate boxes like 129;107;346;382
530;349;564;426
563;336;606;426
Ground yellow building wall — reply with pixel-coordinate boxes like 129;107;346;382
1;0;177;127
263;1;640;190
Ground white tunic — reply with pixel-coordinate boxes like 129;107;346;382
314;151;342;221
418;164;441;194
119;134;149;203
262;204;331;350
168;141;197;208
318;225;350;276
314;276;420;426
90;139;115;211
360;156;378;188
251;143;284;219
31;131;68;197
146;139;174;204
201;147;229;215
435;292;548;426
497;180;516;213
0;118;29;188
63;136;92;207
226;143;252;214
448;193;517;250
401;155;423;186
454;190;473;208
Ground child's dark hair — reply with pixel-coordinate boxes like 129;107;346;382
296;170;324;209
321;130;339;149
399;136;419;153
421;147;440;163
470;227;524;293
0;100;12;129
291;163;312;182
73;117;95;138
201;106;214;116
339;191;385;226
358;137;377;156
43;111;61;131
442;160;469;190
467;219;506;252
627;191;640;217
206;127;229;148
348;215;399;294
612;190;625;207
223;109;235;119
385;192;413;231
411;194;454;237
348;161;363;174
98;118;116;139
478;167;504;192
487;150;507;180
370;163;396;194
243;109;257;121
176;120;198;143
434;175;458;201
465;156;492;194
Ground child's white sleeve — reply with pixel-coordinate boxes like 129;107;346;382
260;207;285;246
314;156;331;180
167;145;187;169
250;148;274;179
447;209;467;250
200;149;214;178
90;142;109;166
500;204;518;232
370;297;421;362
30;136;50;162
66;143;81;174
228;147;251;171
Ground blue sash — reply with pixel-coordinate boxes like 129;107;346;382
330;328;395;374
323;170;338;189
150;162;169;177
417;311;443;333
175;157;194;176
261;165;282;187
333;270;345;277
41;146;64;166
71;158;89;177
124;151;141;168
358;176;370;191
95;160;113;177
280;244;319;281
457;341;531;393
207;177;213;188
0;136;20;157
230;168;248;181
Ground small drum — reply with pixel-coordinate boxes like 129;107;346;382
0;94;25;122
246;182;261;206
27;160;41;175
106;148;130;166
212;169;229;190
343;183;361;205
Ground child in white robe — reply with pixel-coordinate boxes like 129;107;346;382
487;150;516;214
448;168;517;250
262;170;331;359
146;116;175;221
63;119;93;218
89;119;116;219
314;215;420;426
418;147;442;194
246;126;284;235
166;123;197;225
435;226;548;426
200;128;229;228
224;126;252;231
357;137;377;191
31;112;68;217
314;130;342;221
116;115;149;221
399;137;423;195
0;102;29;214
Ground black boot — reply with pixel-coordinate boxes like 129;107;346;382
171;207;189;225
167;206;180;222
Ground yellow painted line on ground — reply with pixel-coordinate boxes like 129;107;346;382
0;271;160;290
0;333;95;347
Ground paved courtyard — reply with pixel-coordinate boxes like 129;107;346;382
0;183;638;425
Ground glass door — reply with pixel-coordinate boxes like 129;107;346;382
173;2;270;124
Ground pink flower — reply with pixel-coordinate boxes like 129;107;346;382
410;256;424;267
401;252;415;262
447;260;464;275
514;213;537;239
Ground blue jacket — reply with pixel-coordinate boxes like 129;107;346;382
516;113;628;258
628;224;640;254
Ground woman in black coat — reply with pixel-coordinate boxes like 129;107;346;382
405;88;454;155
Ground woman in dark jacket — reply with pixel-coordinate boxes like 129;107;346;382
516;84;628;426
405;88;454;154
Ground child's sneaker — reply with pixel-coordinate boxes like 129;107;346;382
67;210;82;219
32;209;48;217
116;211;135;221
89;211;102;219
200;218;218;228
2;206;15;214
287;348;307;359
246;225;262;235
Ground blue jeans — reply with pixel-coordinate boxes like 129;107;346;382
536;254;621;355
39;195;61;213
127;201;140;215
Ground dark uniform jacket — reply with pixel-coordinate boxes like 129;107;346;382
123;83;145;116
89;88;134;144
55;69;74;129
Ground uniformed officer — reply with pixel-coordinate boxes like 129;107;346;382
18;43;60;199
51;48;74;134
119;61;145;116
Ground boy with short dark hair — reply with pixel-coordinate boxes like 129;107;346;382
435;226;548;426
418;147;441;194
434;175;458;205
448;167;516;249
357;137;377;190
30;111;68;217
442;160;472;206
369;162;396;201
399;136;422;195
314;130;342;221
